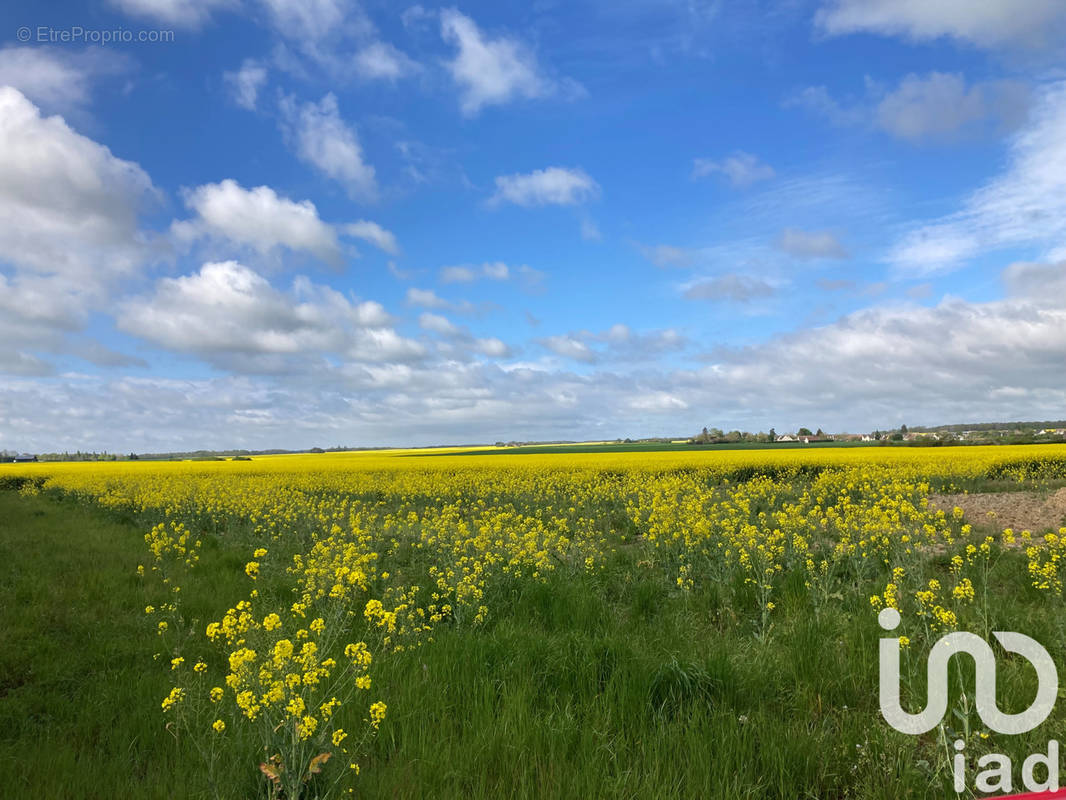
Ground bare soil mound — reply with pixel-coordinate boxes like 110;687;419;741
929;487;1066;534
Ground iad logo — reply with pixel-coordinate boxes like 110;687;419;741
878;607;1057;735
878;607;1062;795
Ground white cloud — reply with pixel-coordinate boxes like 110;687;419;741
174;180;344;264
628;392;688;412
343;220;399;255
692;152;775;187
580;219;602;241
1002;260;1066;299
108;0;235;27
875;73;1029;143
118;261;416;371
438;262;545;293
259;0;362;43
439;262;507;283
683;275;777;302
279;93;377;201
776;228;849;259
491;167;599;207
540;334;597;363
638;243;694;269
419;312;461;336
539;325;685;364
354;41;419;81
473;337;510;358
440;8;559;115
0;46;130;115
418;312;513;358
405;287;477;314
224;59;268;110
815;0;1066;51
0;87;158;375
0;87;156;282
889;81;1066;274
8;261;1066;450
788;73;1030;143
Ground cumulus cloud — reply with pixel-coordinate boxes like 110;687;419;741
354;41;419;81
224;59;268;110
438;262;543;290
418;312;513;359
814;0;1066;51
440;8;555;115
683;275;777;303
1003;260;1066;298
776;228;849;259
788;73;1030;143
637;243;694;269
490;167;599;207
889;81;1066;274
405;287;477;314
259;0;365;43
539;325;685;364
0;46;131;115
876;74;1029;142
7;262;1066;450
117;261;418;372
692;152;775;187
279;93;377;201
343;220;399;255
173;180;345;264
0;87;158;375
0;87;156;279
539;334;597;363
108;0;235;27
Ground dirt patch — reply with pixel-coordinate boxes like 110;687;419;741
930;488;1066;534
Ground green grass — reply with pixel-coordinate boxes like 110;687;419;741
0;491;251;799
4;488;1066;799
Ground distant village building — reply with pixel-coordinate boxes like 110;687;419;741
775;434;797;442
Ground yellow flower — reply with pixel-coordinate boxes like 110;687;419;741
332;729;347;746
212;719;226;733
263;613;282;631
209;687;224;703
194;661;207;673
170;656;184;670
298;715;318;740
253;548;268;558
161;687;185;712
369;700;387;728
245;561;259;579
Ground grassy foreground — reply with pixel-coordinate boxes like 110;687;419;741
2;468;1066;799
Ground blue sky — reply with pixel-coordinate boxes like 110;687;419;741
2;0;1066;451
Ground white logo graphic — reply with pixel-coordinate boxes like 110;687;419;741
878;607;1058;735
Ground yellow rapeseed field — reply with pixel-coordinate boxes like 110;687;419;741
7;443;1066;798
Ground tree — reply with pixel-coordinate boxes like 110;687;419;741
798;427;813;437
768;428;776;441
815;428;824;437
900;424;909;434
